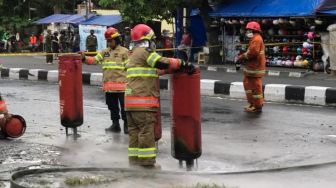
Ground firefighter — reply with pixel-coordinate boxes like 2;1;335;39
0;94;11;139
86;29;98;53
83;27;129;134
237;21;266;113
126;24;195;168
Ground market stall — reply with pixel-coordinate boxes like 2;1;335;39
79;15;122;51
209;0;336;71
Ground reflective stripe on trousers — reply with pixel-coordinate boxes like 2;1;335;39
103;82;126;91
128;147;156;158
243;76;264;108
125;96;160;108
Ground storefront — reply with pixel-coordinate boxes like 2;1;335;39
79;15;122;51
209;0;336;72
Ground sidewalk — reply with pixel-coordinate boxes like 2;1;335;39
199;63;311;78
1;66;336;107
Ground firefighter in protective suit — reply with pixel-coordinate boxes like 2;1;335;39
126;24;195;168
83;27;129;134
237;21;266;113
0;94;11;139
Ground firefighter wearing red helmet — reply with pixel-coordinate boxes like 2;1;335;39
0;94;11;139
237;21;266;113
83;27;129;134
126;24;195;168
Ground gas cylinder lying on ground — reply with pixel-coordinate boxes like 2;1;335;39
1;114;26;138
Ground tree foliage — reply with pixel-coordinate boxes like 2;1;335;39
98;0;183;23
0;0;83;33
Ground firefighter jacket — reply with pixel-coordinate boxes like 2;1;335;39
0;94;7;114
125;47;183;112
241;33;266;78
86;45;129;92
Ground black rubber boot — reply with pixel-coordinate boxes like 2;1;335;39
105;120;121;133
123;120;128;134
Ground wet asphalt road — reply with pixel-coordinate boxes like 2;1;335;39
0;79;336;187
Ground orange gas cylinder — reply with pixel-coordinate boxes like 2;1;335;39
58;55;83;131
1;114;26;138
171;67;201;166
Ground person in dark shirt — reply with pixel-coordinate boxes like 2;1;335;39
45;30;53;64
86;29;97;52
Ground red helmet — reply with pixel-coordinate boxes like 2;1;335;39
104;27;120;40
246;21;261;32
131;24;155;42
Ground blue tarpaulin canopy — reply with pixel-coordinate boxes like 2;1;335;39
34;14;94;24
79;15;122;26
209;0;323;17
34;14;71;24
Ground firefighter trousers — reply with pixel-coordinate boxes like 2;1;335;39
105;92;126;121
243;75;264;108
127;111;156;166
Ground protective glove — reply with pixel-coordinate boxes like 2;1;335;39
180;60;196;75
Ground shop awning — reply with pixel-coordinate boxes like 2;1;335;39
79;15;122;26
316;0;336;15
62;14;95;24
209;0;323;17
34;14;94;24
318;9;336;14
34;14;71;24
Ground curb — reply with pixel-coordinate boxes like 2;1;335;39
1;68;335;106
199;65;307;78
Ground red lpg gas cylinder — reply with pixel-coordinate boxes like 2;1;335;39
171;67;201;164
1;114;26;138
58;55;83;128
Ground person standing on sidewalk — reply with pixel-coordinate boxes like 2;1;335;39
86;29;98;53
0;94;11;139
52;31;59;60
238;21;266;113
29;33;38;52
45;30;53;64
83;27;129;134
126;24;195;168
